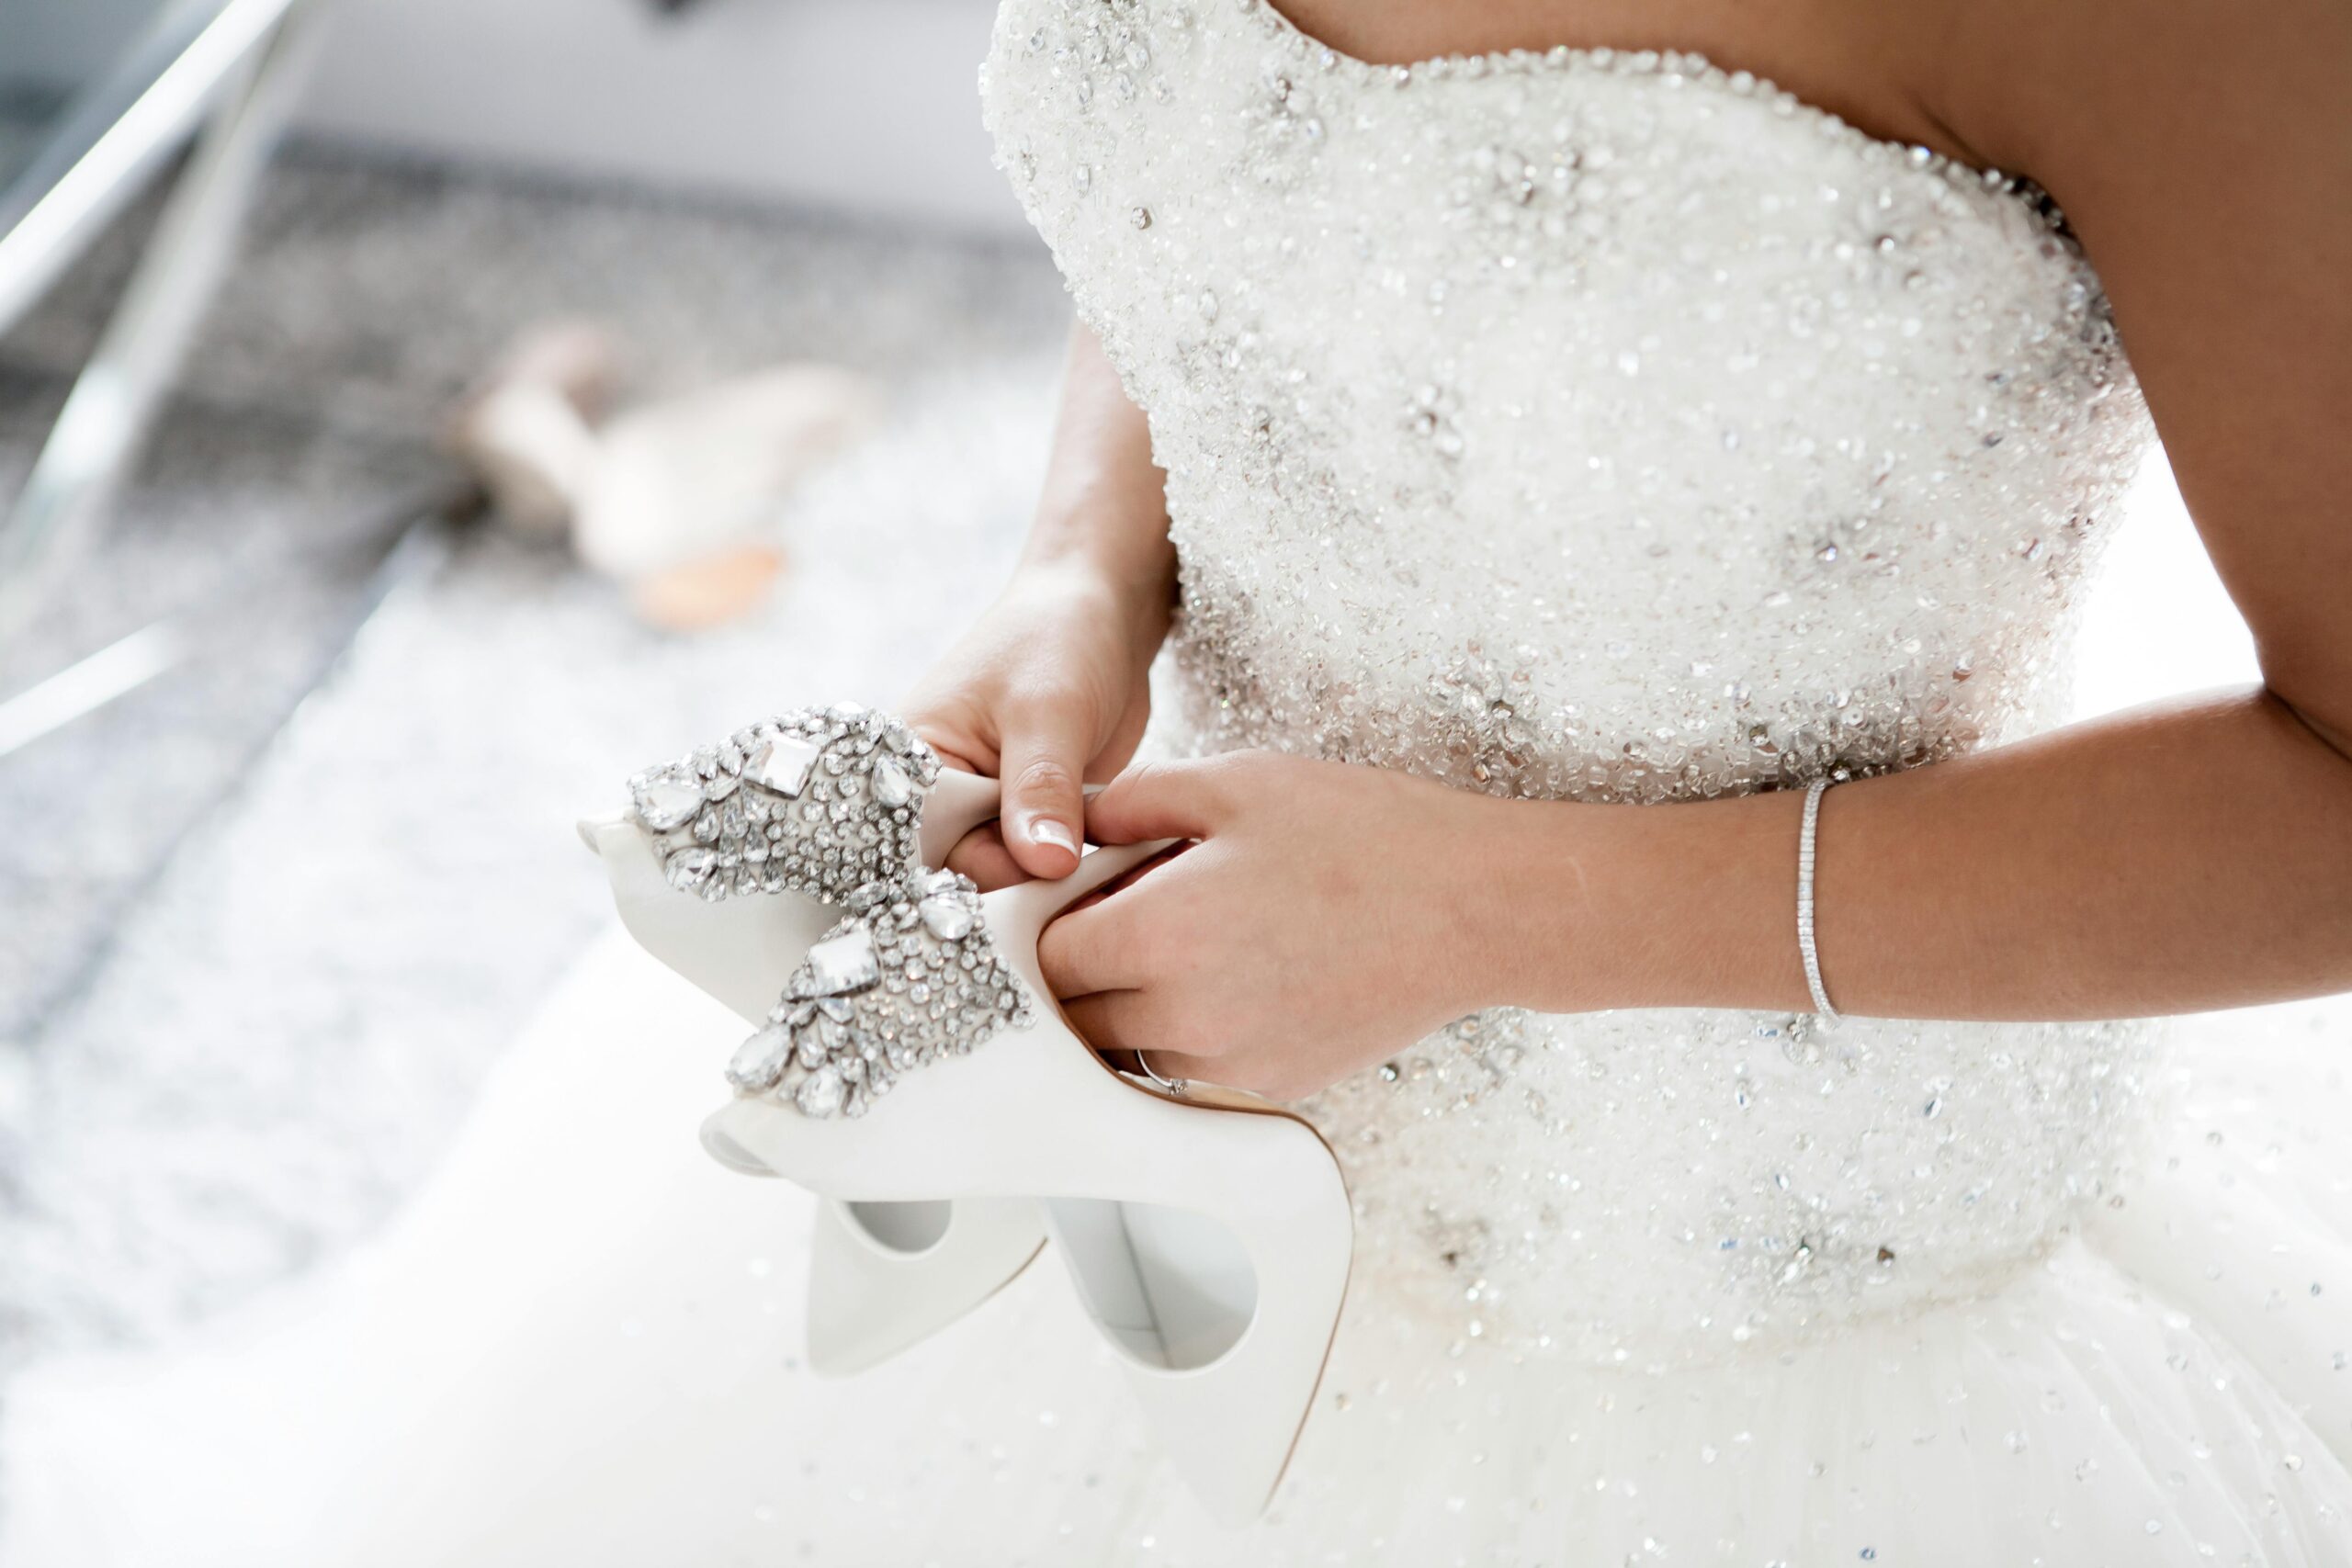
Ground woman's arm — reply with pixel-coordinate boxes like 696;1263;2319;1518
1012;318;1177;616
901;316;1177;884
1589;0;2352;1021
1507;688;2352;1021
1053;685;2352;1098
1043;0;2352;1096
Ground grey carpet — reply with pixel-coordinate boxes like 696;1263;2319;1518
0;144;1070;1359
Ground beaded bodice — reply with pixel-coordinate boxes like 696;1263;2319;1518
979;0;2165;1365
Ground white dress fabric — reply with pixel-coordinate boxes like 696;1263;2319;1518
7;2;2352;1562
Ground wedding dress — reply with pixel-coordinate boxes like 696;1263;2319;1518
8;2;2351;1562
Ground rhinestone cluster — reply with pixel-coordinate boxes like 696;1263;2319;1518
724;869;1035;1120
979;0;2165;1364
626;704;942;904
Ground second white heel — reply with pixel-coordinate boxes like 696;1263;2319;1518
699;840;1354;1526
579;772;1047;1374
804;1196;1045;1377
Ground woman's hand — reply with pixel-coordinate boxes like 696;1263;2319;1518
902;561;1166;888
903;315;1175;886
1038;751;1527;1100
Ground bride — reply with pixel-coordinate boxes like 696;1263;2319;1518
9;0;2349;1562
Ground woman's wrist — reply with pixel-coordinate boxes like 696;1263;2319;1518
1463;789;1815;1018
1018;499;1175;617
1419;788;1588;1017
1012;500;1179;678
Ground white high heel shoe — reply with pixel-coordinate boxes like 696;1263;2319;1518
578;703;1044;1373
700;840;1354;1526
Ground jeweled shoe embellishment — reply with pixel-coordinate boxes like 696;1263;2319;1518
626;704;944;904
727;869;1036;1119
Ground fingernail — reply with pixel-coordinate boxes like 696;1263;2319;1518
1028;818;1078;855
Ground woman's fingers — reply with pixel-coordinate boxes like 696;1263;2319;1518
1057;992;1140;1057
995;702;1093;878
907;710;1022;883
1056;995;1222;1081
1037;894;1139;998
909;693;1101;881
1083;757;1234;845
941;822;1027;891
902;699;998;779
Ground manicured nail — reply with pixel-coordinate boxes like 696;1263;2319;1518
1029;818;1078;855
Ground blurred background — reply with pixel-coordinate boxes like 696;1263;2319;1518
0;0;2264;1457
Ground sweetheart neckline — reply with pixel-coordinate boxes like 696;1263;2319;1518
1237;0;2019;196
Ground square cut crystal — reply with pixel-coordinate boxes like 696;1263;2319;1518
804;927;881;996
749;735;824;797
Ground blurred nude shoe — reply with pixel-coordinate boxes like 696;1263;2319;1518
449;321;882;629
446;319;621;540
700;839;1354;1526
578;702;1041;1373
571;362;882;599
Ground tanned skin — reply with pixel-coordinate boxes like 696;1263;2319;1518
903;0;2352;1098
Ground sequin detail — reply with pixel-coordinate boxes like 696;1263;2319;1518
729;870;1036;1121
980;0;2162;1366
627;704;943;904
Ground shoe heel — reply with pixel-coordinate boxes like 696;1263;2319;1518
586;784;1046;1375
806;1196;1046;1376
697;836;1352;1524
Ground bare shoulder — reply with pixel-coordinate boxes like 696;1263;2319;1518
1896;0;2352;735
1901;0;2350;191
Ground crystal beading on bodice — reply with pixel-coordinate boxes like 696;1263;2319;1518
979;0;2165;1367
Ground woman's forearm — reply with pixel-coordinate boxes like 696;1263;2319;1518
1491;687;2352;1021
1019;317;1176;625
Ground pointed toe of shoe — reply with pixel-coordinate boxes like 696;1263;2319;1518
699;1102;780;1177
578;810;631;857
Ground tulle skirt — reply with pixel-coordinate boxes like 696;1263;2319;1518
8;927;2351;1566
